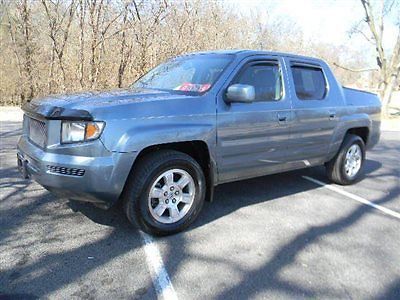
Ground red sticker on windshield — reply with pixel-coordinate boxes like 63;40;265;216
198;83;211;92
175;83;211;92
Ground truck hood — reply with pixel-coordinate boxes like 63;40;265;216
22;88;198;120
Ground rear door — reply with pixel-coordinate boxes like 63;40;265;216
286;59;340;165
216;56;293;183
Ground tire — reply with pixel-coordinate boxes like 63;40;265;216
123;150;206;236
325;134;366;185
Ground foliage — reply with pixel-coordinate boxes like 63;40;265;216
0;0;380;106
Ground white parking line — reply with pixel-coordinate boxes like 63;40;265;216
140;232;178;300
302;176;400;220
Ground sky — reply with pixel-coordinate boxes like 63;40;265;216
227;0;398;59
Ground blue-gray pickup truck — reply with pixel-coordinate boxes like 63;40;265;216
18;50;381;235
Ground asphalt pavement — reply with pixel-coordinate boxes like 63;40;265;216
1;121;399;299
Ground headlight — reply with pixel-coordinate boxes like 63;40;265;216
61;121;105;143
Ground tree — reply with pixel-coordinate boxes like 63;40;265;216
14;0;35;102
0;0;373;106
41;0;76;92
359;0;400;116
87;0;123;88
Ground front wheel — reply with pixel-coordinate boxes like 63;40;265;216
325;134;365;185
123;150;206;236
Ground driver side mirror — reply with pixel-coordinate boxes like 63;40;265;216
225;84;255;103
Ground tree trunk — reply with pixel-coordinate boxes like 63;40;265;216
48;48;56;93
78;0;85;88
90;38;97;88
117;5;128;88
381;68;399;117
20;0;35;101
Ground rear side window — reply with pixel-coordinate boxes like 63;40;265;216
232;63;282;101
291;66;326;100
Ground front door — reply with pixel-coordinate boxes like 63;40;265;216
216;56;293;183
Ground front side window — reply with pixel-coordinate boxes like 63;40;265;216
232;63;282;101
132;55;233;94
291;66;326;100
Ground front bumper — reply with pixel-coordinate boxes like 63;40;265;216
17;136;137;208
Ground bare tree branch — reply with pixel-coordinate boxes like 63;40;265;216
360;0;399;115
333;62;378;72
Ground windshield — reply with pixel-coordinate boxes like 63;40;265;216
132;55;233;94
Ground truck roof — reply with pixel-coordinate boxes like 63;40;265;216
185;49;324;63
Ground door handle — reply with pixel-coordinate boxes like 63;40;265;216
277;113;288;123
329;112;336;120
278;116;287;122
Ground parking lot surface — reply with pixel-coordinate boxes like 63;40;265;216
1;121;399;299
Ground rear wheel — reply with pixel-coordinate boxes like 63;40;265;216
123;150;206;236
325;134;365;185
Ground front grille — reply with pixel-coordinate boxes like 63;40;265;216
47;165;85;177
28;117;47;148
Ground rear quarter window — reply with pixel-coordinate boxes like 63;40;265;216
291;66;326;100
